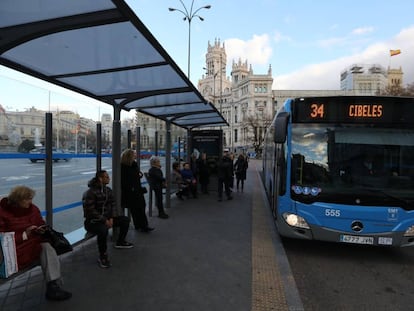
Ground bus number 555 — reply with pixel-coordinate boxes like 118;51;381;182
325;209;341;217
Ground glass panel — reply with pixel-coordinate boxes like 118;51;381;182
59;66;185;96
4;23;163;76
127;93;202;109
0;75;131;243
290;124;414;208
0;0;115;27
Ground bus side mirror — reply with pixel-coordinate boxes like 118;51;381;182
274;112;290;143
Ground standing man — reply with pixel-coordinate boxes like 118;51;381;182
82;170;133;269
148;156;169;219
217;149;234;201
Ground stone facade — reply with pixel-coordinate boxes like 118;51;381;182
0;107;99;152
198;39;274;153
340;64;403;95
134;112;186;150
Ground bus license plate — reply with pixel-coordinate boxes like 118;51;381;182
340;235;374;245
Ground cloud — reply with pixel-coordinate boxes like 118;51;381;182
317;26;375;49
352;26;374;35
225;34;272;66
317;37;347;48
275;25;414;90
273;31;291;43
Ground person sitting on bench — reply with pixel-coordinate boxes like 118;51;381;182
180;162;198;198
0;186;72;301
171;162;189;200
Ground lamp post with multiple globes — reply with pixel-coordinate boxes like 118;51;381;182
169;1;211;80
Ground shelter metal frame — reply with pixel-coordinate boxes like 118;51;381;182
0;0;228;221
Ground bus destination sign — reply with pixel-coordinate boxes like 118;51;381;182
292;96;414;124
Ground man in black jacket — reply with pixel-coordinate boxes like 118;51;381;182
148;156;169;219
82;170;133;268
217;149;234;201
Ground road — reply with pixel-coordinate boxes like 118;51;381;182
283;237;414;311
0;157;156;234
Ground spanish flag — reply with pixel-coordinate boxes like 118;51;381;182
390;49;401;56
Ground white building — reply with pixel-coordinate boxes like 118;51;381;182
198;39;274;153
340;64;403;95
0;106;98;151
134;111;186;151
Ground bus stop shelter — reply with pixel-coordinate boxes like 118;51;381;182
0;0;228;221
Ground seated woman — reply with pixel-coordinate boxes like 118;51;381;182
0;186;72;301
180;162;198;198
171;162;188;200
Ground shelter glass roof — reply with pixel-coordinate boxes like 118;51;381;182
0;0;227;129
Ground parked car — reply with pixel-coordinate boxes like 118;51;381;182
29;148;72;163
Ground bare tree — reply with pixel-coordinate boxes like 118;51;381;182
403;82;414;96
379;83;414;96
244;113;273;157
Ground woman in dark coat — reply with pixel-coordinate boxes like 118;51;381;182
121;149;154;232
234;154;248;192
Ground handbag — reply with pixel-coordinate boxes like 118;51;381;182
0;232;18;278
44;228;73;255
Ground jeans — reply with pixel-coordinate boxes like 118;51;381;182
154;188;166;216
218;177;232;198
84;216;130;255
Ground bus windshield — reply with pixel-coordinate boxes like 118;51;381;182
290;124;414;209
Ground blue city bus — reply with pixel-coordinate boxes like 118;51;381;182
262;96;414;247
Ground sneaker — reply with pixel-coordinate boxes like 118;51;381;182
114;241;134;249
98;254;111;268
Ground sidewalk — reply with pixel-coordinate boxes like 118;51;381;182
0;160;303;311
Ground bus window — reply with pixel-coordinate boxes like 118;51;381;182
290;124;414;206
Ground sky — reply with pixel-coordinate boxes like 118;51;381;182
1;0;414;120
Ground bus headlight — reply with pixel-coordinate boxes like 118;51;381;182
282;213;310;229
403;225;414;237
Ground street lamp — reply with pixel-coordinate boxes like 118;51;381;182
169;0;211;80
203;66;218;104
203;61;225;110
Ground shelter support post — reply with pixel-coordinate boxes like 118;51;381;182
155;131;158;156
112;106;122;241
45;113;53;226
187;130;192;162
96;122;102;171
127;129;132;148
136;127;141;172
165;121;172;209
112;107;122;216
178;136;181;164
